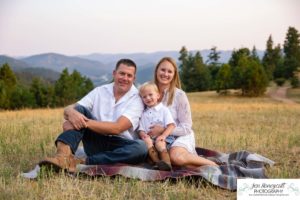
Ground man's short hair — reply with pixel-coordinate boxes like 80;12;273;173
115;59;137;73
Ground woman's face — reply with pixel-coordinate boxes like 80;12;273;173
156;61;175;86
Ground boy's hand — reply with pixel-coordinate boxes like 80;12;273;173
139;132;150;140
156;135;166;142
148;124;164;138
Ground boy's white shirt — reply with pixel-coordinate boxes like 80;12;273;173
138;102;175;134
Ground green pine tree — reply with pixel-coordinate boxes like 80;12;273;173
215;64;232;94
229;48;251;89
207;46;220;66
283;27;300;78
54;68;72;106
178;46;189;90
0;63;17;109
191;51;211;91
10;84;36;109
207;46;221;90
262;35;284;80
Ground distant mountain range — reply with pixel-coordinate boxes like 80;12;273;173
0;55;61;85
78;50;235;66
1;50;264;86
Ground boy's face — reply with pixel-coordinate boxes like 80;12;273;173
140;87;160;107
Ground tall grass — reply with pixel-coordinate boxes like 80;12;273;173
0;91;299;199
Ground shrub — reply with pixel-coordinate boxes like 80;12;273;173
275;78;285;86
290;76;299;88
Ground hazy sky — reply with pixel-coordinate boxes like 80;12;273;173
0;0;299;56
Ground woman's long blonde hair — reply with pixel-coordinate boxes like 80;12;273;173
154;57;181;106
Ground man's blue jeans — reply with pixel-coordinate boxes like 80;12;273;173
56;105;148;165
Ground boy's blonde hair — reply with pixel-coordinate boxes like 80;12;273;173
139;81;159;95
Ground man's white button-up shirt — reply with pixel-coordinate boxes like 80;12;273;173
78;83;144;139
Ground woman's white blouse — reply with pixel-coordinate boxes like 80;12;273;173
161;88;196;153
161;88;192;136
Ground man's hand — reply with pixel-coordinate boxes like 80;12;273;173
62;120;75;131
67;109;89;130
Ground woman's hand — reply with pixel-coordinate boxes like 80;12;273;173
148;124;164;138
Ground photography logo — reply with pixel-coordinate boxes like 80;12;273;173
237;179;300;200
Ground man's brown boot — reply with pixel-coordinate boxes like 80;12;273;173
39;141;80;173
148;146;160;164
157;149;172;171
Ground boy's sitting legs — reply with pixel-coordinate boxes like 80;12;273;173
155;140;172;171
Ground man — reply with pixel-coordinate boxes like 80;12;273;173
40;59;147;173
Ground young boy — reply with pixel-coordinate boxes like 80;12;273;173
138;82;175;171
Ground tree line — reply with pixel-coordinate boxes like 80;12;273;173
1;26;299;109
0;65;94;110
179;26;300;96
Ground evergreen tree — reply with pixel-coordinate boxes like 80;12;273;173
207;46;221;90
236;56;268;96
283;27;300;78
215;64;232;94
30;78;54;107
81;76;94;96
190;51;211;91
272;44;285;79
229;48;267;96
179;46;188;71
241;58;268;96
0;63;94;109
178;47;211;92
251;46;260;63
262;35;284;80
10;85;35;109
0;80;8;109
207;46;220;66
54;68;72;106
178;46;189;90
69;70;94;100
184;53;195;91
54;68;94;107
262;35;275;80
69;70;83;100
229;48;251;68
0;63;17;109
229;48;251;89
0;63;17;88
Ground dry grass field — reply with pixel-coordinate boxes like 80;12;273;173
0;89;299;200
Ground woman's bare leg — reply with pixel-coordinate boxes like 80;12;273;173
169;146;217;168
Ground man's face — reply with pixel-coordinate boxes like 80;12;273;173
113;63;136;94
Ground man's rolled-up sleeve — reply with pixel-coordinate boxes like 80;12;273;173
122;95;144;131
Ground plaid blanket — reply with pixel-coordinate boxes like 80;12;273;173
22;147;274;190
76;147;274;190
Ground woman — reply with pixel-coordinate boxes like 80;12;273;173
148;57;217;168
